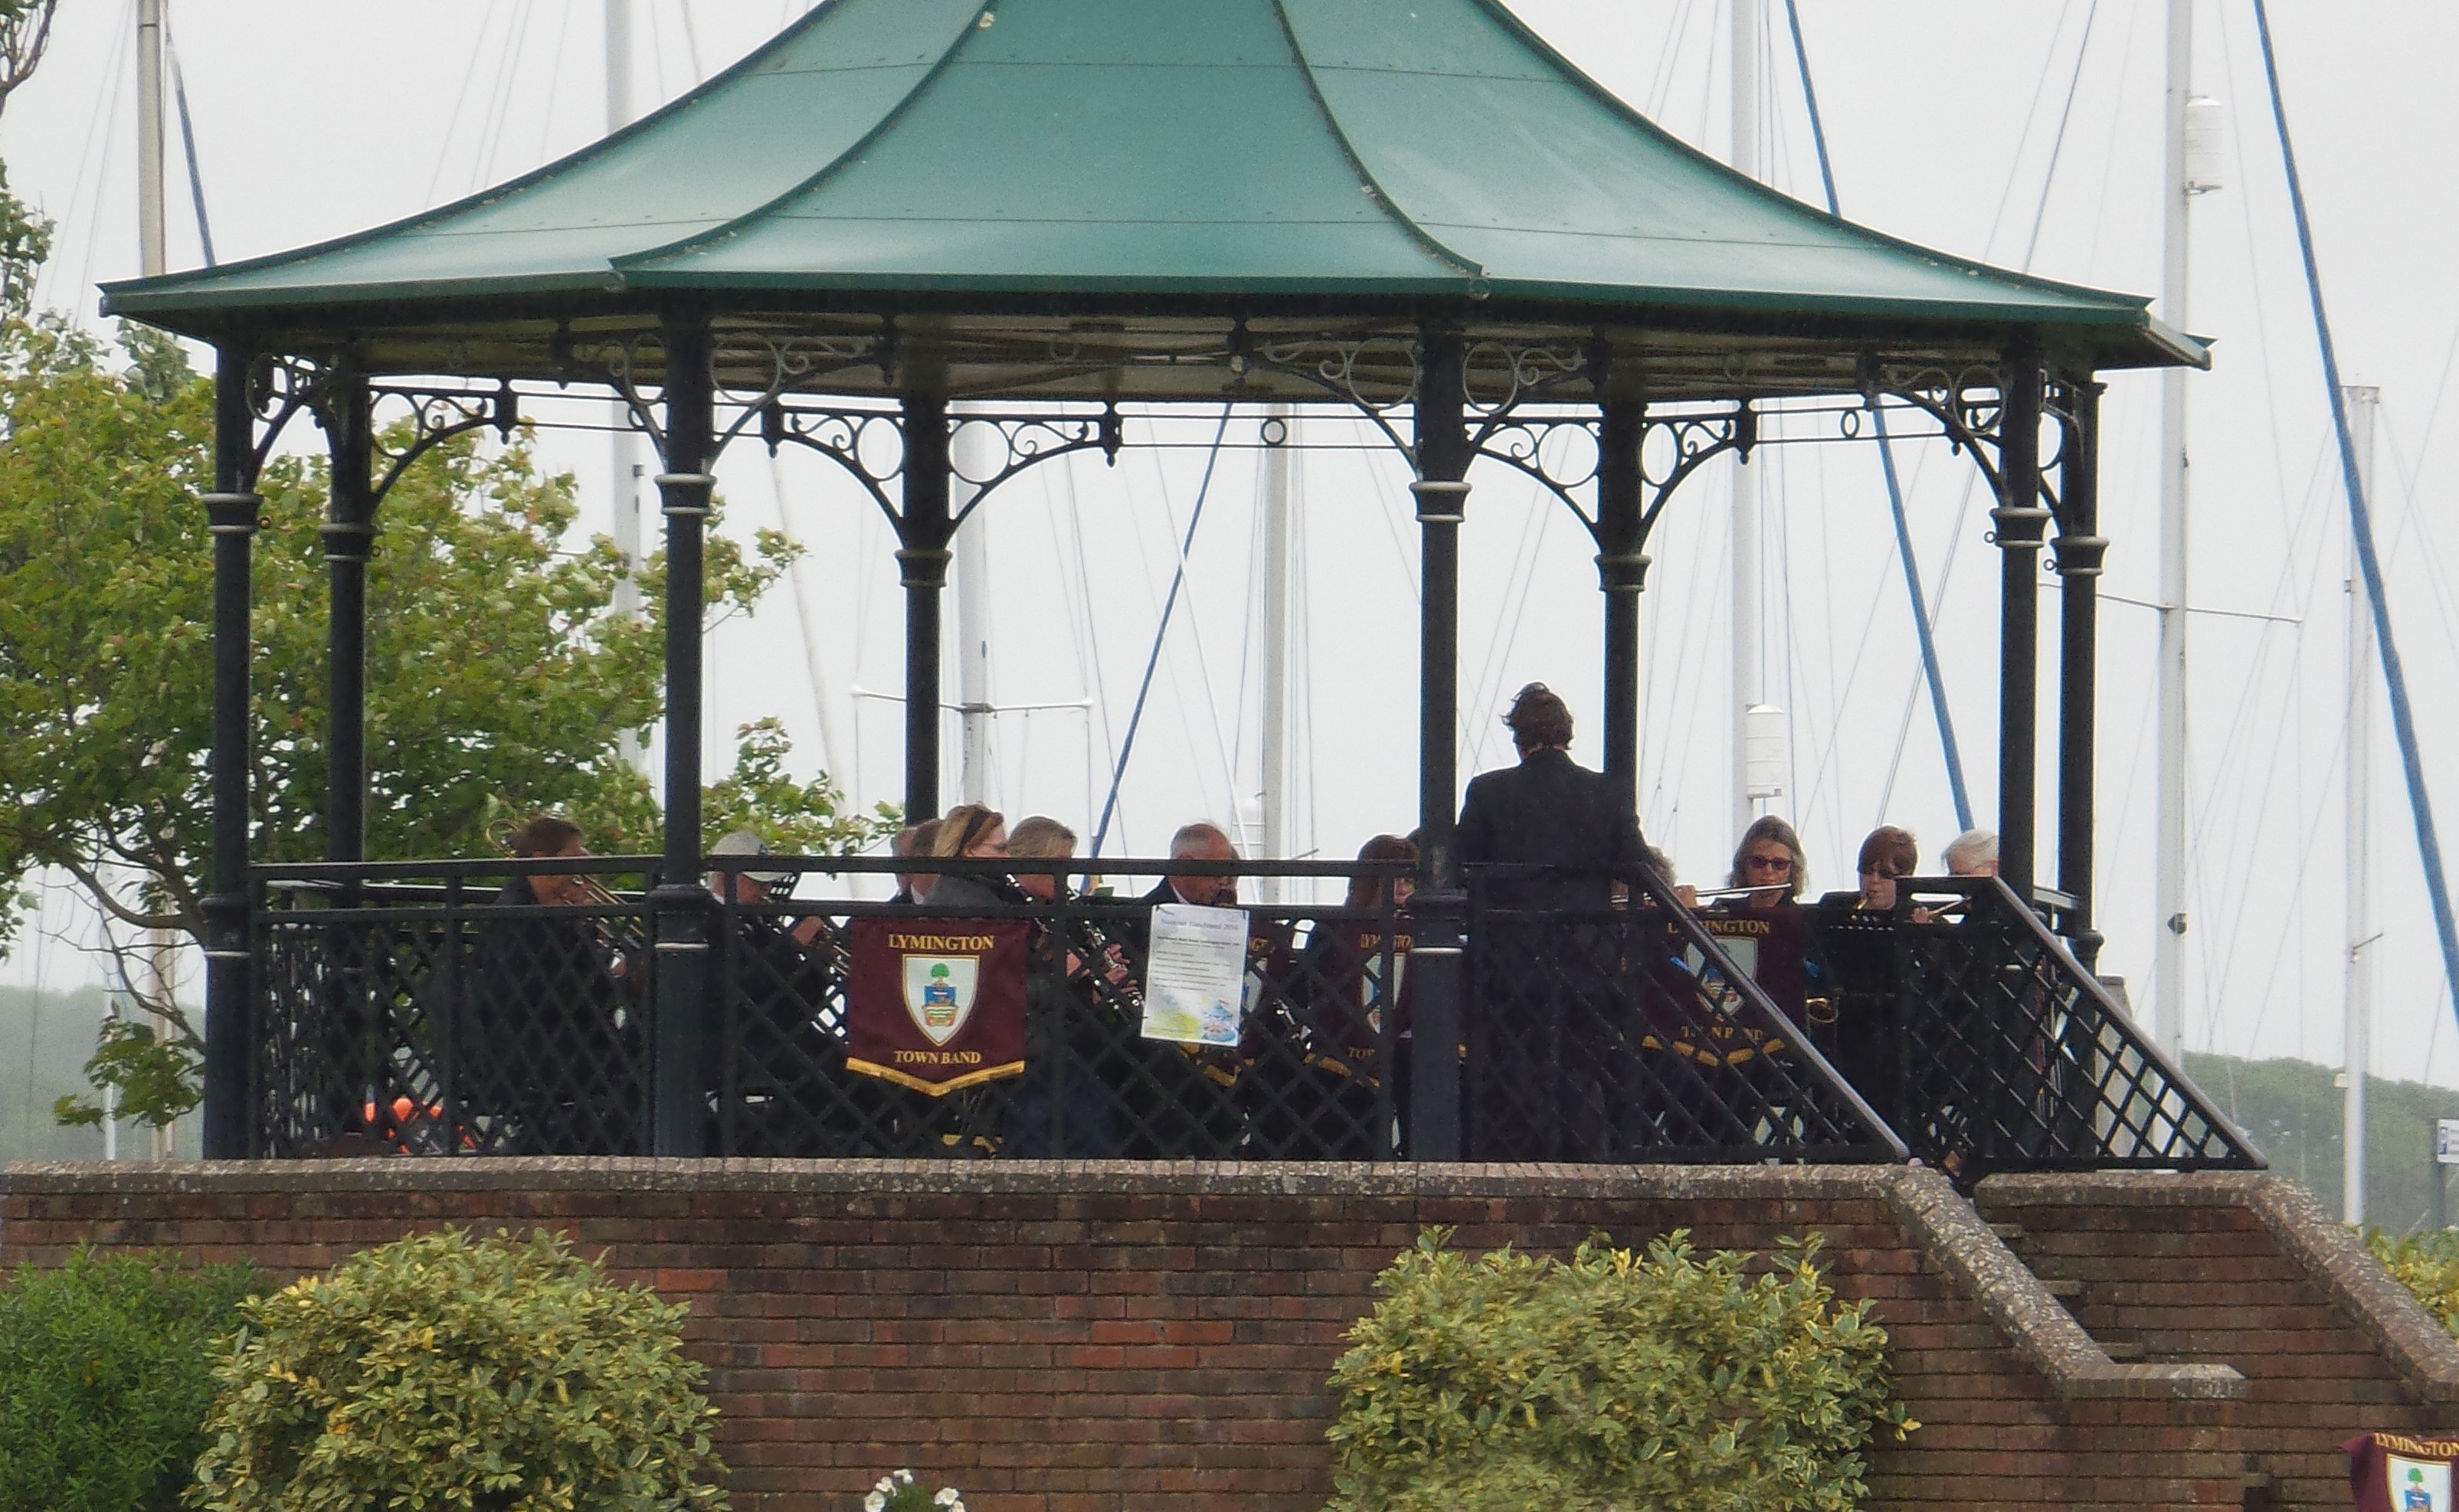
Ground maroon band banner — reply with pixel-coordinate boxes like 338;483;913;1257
2347;1433;2459;1512
844;917;1029;1096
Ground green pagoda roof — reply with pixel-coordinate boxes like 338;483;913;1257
102;0;2205;401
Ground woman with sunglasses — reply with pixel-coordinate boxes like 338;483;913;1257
1693;815;1814;1023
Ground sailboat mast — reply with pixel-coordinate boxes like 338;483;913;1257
954;411;998;807
1260;405;1293;903
137;0;165;277
2343;383;2379;1225
607;0;649;774
2153;0;2194;1064
1729;0;1763;839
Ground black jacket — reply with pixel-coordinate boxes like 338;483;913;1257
1453;747;1649;911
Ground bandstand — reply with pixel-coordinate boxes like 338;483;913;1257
102;0;2256;1176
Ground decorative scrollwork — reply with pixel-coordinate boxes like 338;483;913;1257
1464;340;1588;432
243;355;320;489
948;405;1125;524
761;401;907;525
591;333;668;459
368;382;519;502
1474;413;1603;522
712;331;881;456
1638;405;1753;538
1237;329;1418;457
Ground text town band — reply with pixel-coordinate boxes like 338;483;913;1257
439;683;2004;1160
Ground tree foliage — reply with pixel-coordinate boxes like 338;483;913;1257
1326;1229;1914;1512
0;1248;267;1512
0;233;892;1129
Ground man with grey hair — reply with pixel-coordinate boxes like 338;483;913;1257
1942;829;1999;877
1156;820;1240;908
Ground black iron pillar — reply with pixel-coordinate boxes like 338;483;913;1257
650;315;715;1157
321;366;374;862
1992;339;2051;899
2054;378;2107;966
201;345;260;1159
1595;382;1647;812
1408;326;1470;1163
899;391;952;825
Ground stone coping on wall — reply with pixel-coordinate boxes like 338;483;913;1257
2;1157;2258;1406
1983;1169;2459;1405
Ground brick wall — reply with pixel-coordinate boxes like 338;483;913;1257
1979;1173;2459;1511
1;1160;2446;1511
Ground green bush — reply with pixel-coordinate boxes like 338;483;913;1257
2369;1227;2459;1334
188;1228;728;1512
0;1248;267;1512
1325;1229;1916;1512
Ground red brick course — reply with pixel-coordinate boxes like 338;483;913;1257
1;1160;2447;1510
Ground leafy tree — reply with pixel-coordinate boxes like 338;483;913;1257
0;250;892;1133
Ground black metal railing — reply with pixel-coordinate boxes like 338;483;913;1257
1803;875;2261;1180
247;855;2261;1174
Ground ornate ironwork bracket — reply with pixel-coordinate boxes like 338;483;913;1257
1870;357;2072;525
366;381;519;502
1472;402;1754;552
242;355;319;490
949;404;1124;527
759;401;1128;532
761;400;905;528
1233;324;1419;457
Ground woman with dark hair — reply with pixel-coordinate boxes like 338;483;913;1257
1272;834;1418;1157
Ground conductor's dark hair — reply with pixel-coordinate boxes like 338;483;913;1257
1504;682;1573;751
508;814;582;859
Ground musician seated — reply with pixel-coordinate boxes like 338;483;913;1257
1153;820;1238;908
1000;815;1128;1157
463;814;640;1154
889;819;941;905
1818;826;1930;922
1696;815;1816;1025
923;803;1012;911
1943;828;2000;877
703;827;846;1154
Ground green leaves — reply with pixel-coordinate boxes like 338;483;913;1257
2369;1227;2459;1335
1324;1229;1915;1512
0;290;883;1130
187;1228;729;1512
0;1249;267;1512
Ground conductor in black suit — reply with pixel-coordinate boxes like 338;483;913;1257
1454;682;1652;1160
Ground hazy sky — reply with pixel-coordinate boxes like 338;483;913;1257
6;1;2459;1095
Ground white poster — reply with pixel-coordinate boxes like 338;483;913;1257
1141;903;1248;1048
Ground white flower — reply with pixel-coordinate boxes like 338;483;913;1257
863;1495;886;1512
935;1491;961;1508
894;1469;916;1484
874;1478;896;1495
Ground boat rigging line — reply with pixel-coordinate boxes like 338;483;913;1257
1780;0;1973;831
1088;406;1233;859
2251;0;2459;1033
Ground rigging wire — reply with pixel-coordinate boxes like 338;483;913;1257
162;15;213;265
1089;407;1234;858
1780;0;1973;831
2252;0;2459;1035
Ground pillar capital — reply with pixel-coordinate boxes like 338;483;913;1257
1990;502;2054;548
2051;533;2108;577
1409;478;1469;523
204;491;263;534
1596;549;1651;594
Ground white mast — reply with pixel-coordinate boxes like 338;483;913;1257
1728;0;1762;837
2153;0;2194;1063
137;0;165;277
2343;384;2380;1225
607;0;649;774
139;0;173;1157
1259;405;1295;903
954;412;999;807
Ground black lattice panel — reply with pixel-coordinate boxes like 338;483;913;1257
1821;878;2261;1178
1462;896;1901;1164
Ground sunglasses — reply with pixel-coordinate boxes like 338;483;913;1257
1744;855;1794;872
